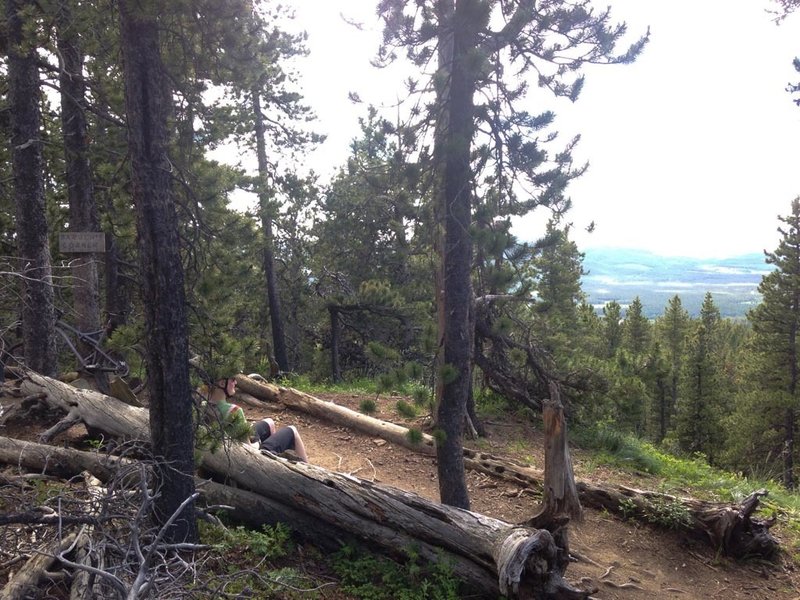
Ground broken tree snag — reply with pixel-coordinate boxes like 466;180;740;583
576;482;779;560
530;383;582;526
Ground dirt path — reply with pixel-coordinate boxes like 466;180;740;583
244;391;800;600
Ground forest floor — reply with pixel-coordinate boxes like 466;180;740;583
1;384;800;599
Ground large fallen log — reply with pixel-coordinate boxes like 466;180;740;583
14;371;593;599
235;374;781;560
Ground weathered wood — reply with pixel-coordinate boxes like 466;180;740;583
530;384;582;525
577;482;779;560
236;373;541;482
0;532;77;600
235;374;437;454
13;372;593;598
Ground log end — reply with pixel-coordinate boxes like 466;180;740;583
495;527;594;599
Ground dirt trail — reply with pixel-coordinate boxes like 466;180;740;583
247;391;799;600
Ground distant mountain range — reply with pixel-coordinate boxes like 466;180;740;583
581;248;771;319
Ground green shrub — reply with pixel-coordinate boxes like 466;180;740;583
406;428;424;446
332;545;459;600
200;522;292;561
396;399;418;419
359;398;377;414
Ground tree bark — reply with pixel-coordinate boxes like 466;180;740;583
328;306;342;382
7;0;58;378
118;0;196;543
529;384;582;525
432;0;480;510
253;88;290;373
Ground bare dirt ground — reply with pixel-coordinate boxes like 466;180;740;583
242;391;800;600
2;386;799;599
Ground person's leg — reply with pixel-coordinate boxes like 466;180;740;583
251;418;275;444
287;425;308;462
260;426;308;462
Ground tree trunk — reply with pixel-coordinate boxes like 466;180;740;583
103;235;130;335
7;0;58;378
784;406;795;490
529;384;582;525
57;0;102;353
253;88;290;373
329;306;342;382
118;0;196;544
432;0;479;510
4;381;594;599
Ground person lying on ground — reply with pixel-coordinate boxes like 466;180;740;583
200;376;309;462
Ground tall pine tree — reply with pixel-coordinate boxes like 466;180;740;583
747;198;800;489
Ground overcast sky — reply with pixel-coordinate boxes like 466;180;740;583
280;0;800;259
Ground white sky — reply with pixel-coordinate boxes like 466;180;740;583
279;0;800;259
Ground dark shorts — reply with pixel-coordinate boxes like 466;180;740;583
253;420;295;454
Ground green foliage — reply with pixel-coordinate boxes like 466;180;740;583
367;341;401;363
431;428;447;445
285;374;379;395
439;364;459;386
406;428;424;445
199;521;292;562
331;545;459;600
643;496;693;530
474;388;511;416
618;497;637;520
410;384;431;407
572;424;662;475
396;399;417;419
359;398;378;414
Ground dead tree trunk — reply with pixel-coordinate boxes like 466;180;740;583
530;383;582;525
13;372;593;599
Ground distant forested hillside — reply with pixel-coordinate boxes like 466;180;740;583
581;248;768;318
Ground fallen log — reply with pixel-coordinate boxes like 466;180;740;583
235;374;781;560
576;481;779;560
0;532;77;600
14;372;593;599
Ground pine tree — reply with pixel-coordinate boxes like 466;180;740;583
623;296;651;355
378;0;647;507
673;295;723;463
7;0;58;377
746;197;800;489
655;295;690;436
602;301;623;359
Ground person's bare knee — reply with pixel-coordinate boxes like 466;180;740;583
288;425;309;462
